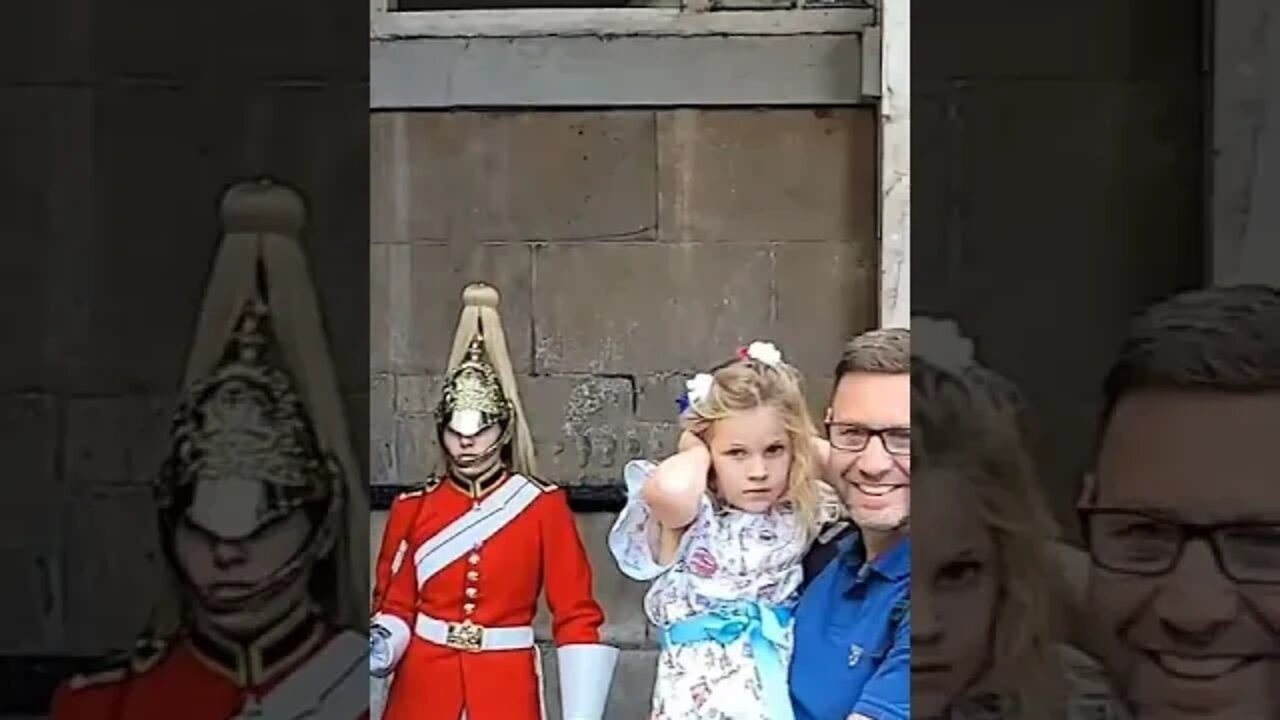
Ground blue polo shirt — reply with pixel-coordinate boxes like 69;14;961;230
790;533;910;720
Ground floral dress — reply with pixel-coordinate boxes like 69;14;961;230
607;460;808;720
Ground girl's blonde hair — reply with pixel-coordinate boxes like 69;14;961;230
913;358;1066;718
683;356;824;543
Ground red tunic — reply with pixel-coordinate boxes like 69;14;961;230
379;472;605;720
373;488;429;610
49;615;367;720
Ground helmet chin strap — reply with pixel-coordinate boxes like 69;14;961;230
183;500;338;625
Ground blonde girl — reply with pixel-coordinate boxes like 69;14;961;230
607;342;826;720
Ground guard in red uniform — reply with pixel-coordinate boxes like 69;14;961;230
49;180;369;720
370;283;619;720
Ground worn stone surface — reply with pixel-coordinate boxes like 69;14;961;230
0;88;95;394
394;414;443;487
533;243;774;374
657;108;876;243
524;375;635;486
773;241;879;378
62;487;166;654
371;374;397;488
634;374;688;424
380;243;535;375
371;111;657;243
0;547;61;654
394;374;443;417
65;395;174;490
914;1;1202;89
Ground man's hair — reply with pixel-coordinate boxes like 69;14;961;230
834;327;911;380
1101;284;1280;422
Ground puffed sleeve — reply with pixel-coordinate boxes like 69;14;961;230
607;459;709;581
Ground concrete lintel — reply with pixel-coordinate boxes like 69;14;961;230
372;7;875;38
370;34;867;108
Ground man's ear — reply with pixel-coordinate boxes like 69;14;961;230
824;406;832;423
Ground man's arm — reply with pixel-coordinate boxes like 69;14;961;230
851;606;910;720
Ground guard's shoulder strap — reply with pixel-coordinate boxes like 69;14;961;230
67;636;171;690
518;473;558;493
398;476;441;499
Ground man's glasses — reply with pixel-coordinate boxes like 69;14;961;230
1080;508;1280;584
825;422;911;456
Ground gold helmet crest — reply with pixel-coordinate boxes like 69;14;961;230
436;283;538;477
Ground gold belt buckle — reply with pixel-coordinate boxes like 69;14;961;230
445;619;484;652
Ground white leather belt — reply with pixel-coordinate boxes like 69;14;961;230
415;613;535;653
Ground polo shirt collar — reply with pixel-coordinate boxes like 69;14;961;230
843;532;910;590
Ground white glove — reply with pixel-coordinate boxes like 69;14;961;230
370;625;394;677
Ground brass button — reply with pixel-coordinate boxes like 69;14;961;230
466;570;480;582
463;602;476;615
465;587;478;599
468;553;481;565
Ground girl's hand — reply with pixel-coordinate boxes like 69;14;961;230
677;429;705;453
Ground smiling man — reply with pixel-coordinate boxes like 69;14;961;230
790;329;911;720
1080;285;1280;720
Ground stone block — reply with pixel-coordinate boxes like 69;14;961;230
773;242;878;381
345;389;370;479
524;375;633;486
65;395;174;490
394;375;443;417
0;0;93;83
63;487;167;654
186;0;365;83
0;88;95;393
370;244;390;373
540;646;658;720
533;513;650;648
533;244;773;374
93;0;191;80
87;85;211;395
914;1;1202;91
380;243;534;375
371;375;397;487
0;395;59;544
657;108;876;243
370;111;657;243
0;546;62;654
634;374;688;424
394;414;443;487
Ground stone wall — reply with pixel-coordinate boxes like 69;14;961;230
369;107;879;717
912;0;1208;537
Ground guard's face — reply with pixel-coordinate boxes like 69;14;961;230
1085;390;1280;719
826;372;911;532
706;405;793;514
911;467;998;717
173;483;314;637
442;423;504;479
